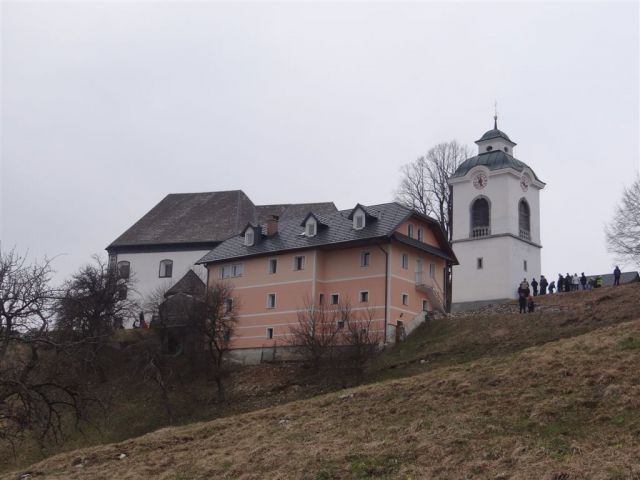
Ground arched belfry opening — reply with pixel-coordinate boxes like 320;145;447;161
518;199;530;240
470;197;491;238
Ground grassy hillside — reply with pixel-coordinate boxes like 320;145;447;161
3;284;640;479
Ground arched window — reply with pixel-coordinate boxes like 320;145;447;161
470;197;490;238
159;259;173;278
117;261;130;280
519;199;530;240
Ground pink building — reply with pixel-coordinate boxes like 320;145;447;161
197;202;457;362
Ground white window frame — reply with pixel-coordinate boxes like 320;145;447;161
359;291;369;303
117;260;130;280
159;259;173;278
354;211;365;230
318;293;325;305
244;229;255;246
221;263;244;279
408;224;414;238
422;299;428;311
402;254;409;270
361;251;371;267
330;293;339;305
429;263;436;278
268;258;277;274
225;298;234;313
402;293;409;306
267;293;276;309
266;327;274;339
294;255;306;271
305;218;317;237
417;228;424;242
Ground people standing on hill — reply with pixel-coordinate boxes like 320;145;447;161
565;273;572;292
595;275;604;288
580;273;587;290
540;275;548;295
527;295;535;313
572;273;579;292
588;277;595;290
558;274;564;294
613;266;621;286
549;280;556;294
518;279;530;314
531;278;539;296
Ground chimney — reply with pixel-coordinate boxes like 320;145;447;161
266;215;279;236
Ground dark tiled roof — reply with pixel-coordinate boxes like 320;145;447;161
108;190;256;249
197;202;457;265
108;191;337;250
392;232;458;263
477;128;514;143
255;202;337;224
451;150;542;181
165;270;206;298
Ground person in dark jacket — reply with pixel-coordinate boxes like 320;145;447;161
549;280;556;294
558;274;564;294
614;266;621;286
527;295;535;313
517;279;530;314
580;273;587;290
565;273;572;292
531;278;539;296
539;275;548;295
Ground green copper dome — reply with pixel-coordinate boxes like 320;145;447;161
451;150;541;181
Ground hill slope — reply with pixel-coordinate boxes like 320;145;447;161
6;285;640;479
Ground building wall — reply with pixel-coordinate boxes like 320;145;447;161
450;165;543;304
206;231;448;353
113;249;209;316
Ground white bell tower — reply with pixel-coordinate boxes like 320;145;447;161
448;117;546;307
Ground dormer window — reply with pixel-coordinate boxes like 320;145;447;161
355;214;364;229
305;218;317;237
486;146;493;152
245;229;255;246
349;204;376;230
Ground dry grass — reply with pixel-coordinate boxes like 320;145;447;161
3;283;640;479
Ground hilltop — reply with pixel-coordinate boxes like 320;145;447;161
4;283;640;479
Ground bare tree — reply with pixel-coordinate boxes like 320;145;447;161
200;282;238;403
0;249;91;451
55;255;137;381
395;140;472;311
288;296;342;370
606;176;640;267
340;305;381;377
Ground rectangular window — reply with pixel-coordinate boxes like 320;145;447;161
221;263;243;278
417;228;424;242
355;214;364;229
330;294;339;305
477;258;484;269
306;222;316;237
402;254;409;270
337;319;345;329
268;258;277;274
422;299;428;311
402;294;409;306
360;291;369;303
408;224;414;238
361;251;370;267
429;263;436;278
225;298;233;313
159;260;173;278
294;256;306;271
267;327;274;339
267;293;276;309
524;260;528;272
319;293;324;305
117;261;130;280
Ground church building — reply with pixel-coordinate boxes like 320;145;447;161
449;118;545;308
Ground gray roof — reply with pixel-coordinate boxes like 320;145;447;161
108;191;337;250
590;271;640;287
165;270;206;298
256;202;337;225
197;202;458;265
477;128;514;143
451;150;542;181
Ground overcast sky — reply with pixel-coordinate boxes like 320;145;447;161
2;1;639;283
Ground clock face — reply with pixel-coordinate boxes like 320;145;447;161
472;172;488;190
520;174;530;192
